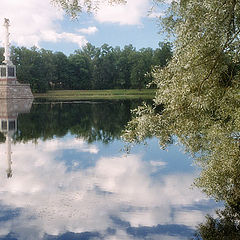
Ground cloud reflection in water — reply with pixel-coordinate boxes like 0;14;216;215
0;137;216;240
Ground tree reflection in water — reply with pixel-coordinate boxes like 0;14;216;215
15;99;145;144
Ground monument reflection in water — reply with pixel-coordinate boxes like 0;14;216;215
0;99;33;178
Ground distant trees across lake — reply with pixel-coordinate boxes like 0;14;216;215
0;42;172;93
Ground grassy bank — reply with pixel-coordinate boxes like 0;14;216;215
34;89;156;100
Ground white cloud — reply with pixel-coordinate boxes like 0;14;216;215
94;0;150;25
0;0;87;48
77;26;98;35
93;0;175;25
150;160;167;167
40;30;88;48
0;138;216;240
40;137;99;154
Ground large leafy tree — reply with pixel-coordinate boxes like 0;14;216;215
69;51;92;89
124;0;240;206
52;51;71;89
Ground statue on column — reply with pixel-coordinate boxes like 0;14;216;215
0;18;33;98
3;18;12;66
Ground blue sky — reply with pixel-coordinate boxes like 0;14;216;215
0;0;170;56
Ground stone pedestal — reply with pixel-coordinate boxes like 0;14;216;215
0;80;33;99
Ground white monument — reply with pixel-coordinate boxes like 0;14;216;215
3;18;12;65
0;18;33;99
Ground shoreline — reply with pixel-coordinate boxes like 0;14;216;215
34;89;156;100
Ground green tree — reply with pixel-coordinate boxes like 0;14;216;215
40;48;58;88
123;0;240;203
92;44;118;89
69;51;92;89
9;43;170;91
115;44;136;89
52;51;71;89
11;46;49;93
81;43;98;61
153;42;172;67
130;48;154;89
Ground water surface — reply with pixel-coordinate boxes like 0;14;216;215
0;99;218;240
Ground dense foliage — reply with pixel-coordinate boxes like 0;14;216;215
123;0;240;226
6;42;172;93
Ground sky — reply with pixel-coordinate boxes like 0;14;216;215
0;0;171;56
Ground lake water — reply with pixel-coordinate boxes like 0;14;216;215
0;99;218;240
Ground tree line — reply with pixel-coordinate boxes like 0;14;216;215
0;42;172;93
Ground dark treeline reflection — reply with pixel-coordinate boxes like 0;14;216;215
14;100;146;143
